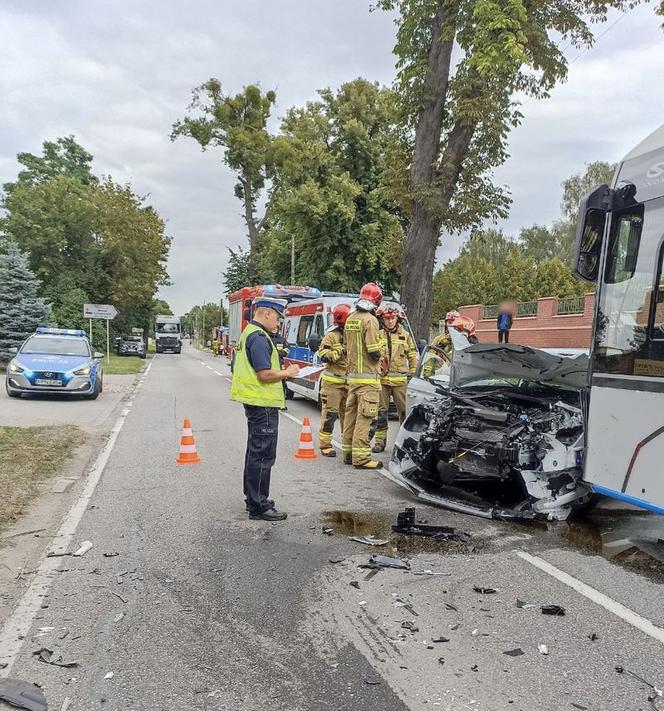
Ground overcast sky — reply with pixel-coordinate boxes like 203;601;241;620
1;1;663;315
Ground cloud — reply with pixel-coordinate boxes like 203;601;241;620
1;1;662;313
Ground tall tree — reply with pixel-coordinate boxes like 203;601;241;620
223;246;251;295
0;243;50;363
172;81;277;280
377;0;656;338
261;79;405;293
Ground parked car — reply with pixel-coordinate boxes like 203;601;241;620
116;335;146;358
5;327;104;400
384;332;593;522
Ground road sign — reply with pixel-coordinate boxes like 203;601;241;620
83;303;119;320
131;327;143;335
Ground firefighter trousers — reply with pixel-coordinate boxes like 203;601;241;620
319;380;347;451
372;382;407;448
342;382;381;465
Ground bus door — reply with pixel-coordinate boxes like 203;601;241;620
579;195;664;513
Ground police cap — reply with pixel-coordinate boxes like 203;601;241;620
252;297;287;315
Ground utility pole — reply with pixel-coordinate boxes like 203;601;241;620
290;234;295;285
202;303;206;347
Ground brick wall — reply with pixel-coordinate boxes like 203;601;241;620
458;293;595;349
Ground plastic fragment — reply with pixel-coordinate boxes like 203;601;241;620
350;581;360;589
473;586;497;594
367;554;410;570
541;605;565;616
33;647;79;667
538;644;549;655
432;637;449;643
73;541;93;557
350;535;388;546
0;678;47;711
516;599;536;609
503;648;525;657
104;671;114;680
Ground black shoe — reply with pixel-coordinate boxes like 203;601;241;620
246;499;274;512
343;454;353;465
249;508;288;521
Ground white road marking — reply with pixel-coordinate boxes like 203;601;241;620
0;360;153;674
516;550;664;645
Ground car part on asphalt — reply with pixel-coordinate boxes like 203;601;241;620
385;339;594;521
538;643;549;655
401;621;419;633
349;580;360;589
361;554;410;570
473;586;498;594
516;599;536;609
33;647;79;668
349;535;389;546
412;569;450;576
0;678;48;711
392;507;470;541
541;605;566;616
72;540;92;557
432;636;449;643
503;648;525;657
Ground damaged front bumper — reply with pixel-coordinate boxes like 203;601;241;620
384;392;594;522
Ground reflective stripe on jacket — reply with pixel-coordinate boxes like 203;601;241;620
230;323;285;408
344;309;383;380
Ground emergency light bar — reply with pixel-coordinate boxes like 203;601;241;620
262;285;321;299
35;327;87;337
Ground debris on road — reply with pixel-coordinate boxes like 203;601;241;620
104;671;114;680
73;540;93;557
444;603;458;611
364;679;382;686
503;648;525;657
432;636;449;643
393;598;418;616
538;644;549;655
33;647;79;668
111;591;128;604
516;599;536;609
349;580;360;589
328;556;345;564
413;569;450;576
0;678;47;711
401;621;419;633
113;613;125;623
365;554;410;570
349;535;389;546
392;508;470;541
570;704;588;710
588;633;599;641
473;586;497;594
541;605;566;616
103;552;119;558
61;697;72;711
322;527;334;536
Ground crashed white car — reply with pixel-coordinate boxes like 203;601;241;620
384;334;594;521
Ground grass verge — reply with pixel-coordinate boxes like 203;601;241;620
103;352;151;375
0;425;86;533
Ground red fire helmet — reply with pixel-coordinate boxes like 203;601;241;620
332;303;352;327
359;282;383;307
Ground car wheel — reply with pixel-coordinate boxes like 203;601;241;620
87;377;102;400
141;354;146;359
5;381;20;398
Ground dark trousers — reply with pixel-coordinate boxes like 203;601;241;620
243;405;279;514
498;329;510;343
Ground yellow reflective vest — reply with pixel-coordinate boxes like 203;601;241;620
230;323;285;408
344;309;383;385
318;327;347;385
379;324;418;385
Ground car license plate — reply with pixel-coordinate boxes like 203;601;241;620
35;379;62;386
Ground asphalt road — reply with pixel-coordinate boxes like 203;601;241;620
1;346;664;710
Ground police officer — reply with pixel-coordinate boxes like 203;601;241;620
317;303;351;457
371;305;418;453
342;283;384;470
230;297;299;521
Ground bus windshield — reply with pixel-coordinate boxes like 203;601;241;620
593;197;664;377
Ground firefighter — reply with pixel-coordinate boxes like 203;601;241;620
430;310;461;357
317;303;351;457
341;283;385;470
371;305;418;453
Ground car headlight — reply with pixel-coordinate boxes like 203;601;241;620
73;364;92;376
9;361;25;373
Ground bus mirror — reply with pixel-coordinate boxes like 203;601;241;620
308;334;322;352
573;184;612;282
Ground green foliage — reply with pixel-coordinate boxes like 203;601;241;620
223;246;251;295
152;299;173;317
182;302;227;344
0;243;50;362
261;79;405;293
0;137;171;341
172;81;277;278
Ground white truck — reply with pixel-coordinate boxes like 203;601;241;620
155;315;182;354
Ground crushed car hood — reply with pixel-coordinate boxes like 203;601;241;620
449;340;589;391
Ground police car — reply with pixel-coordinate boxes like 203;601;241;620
5;328;104;400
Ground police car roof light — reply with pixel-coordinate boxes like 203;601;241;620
35;327;87;337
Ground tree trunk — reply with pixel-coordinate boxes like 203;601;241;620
400;1;458;341
241;177;259;283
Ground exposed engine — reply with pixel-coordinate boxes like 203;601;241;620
389;388;593;521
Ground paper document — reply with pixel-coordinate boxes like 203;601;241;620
297;365;325;378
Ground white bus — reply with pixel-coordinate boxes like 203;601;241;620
574;123;664;515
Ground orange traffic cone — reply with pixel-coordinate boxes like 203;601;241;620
294;417;318;460
176;419;202;464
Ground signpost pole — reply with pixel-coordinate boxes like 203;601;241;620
89;319;93;344
106;319;110;363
